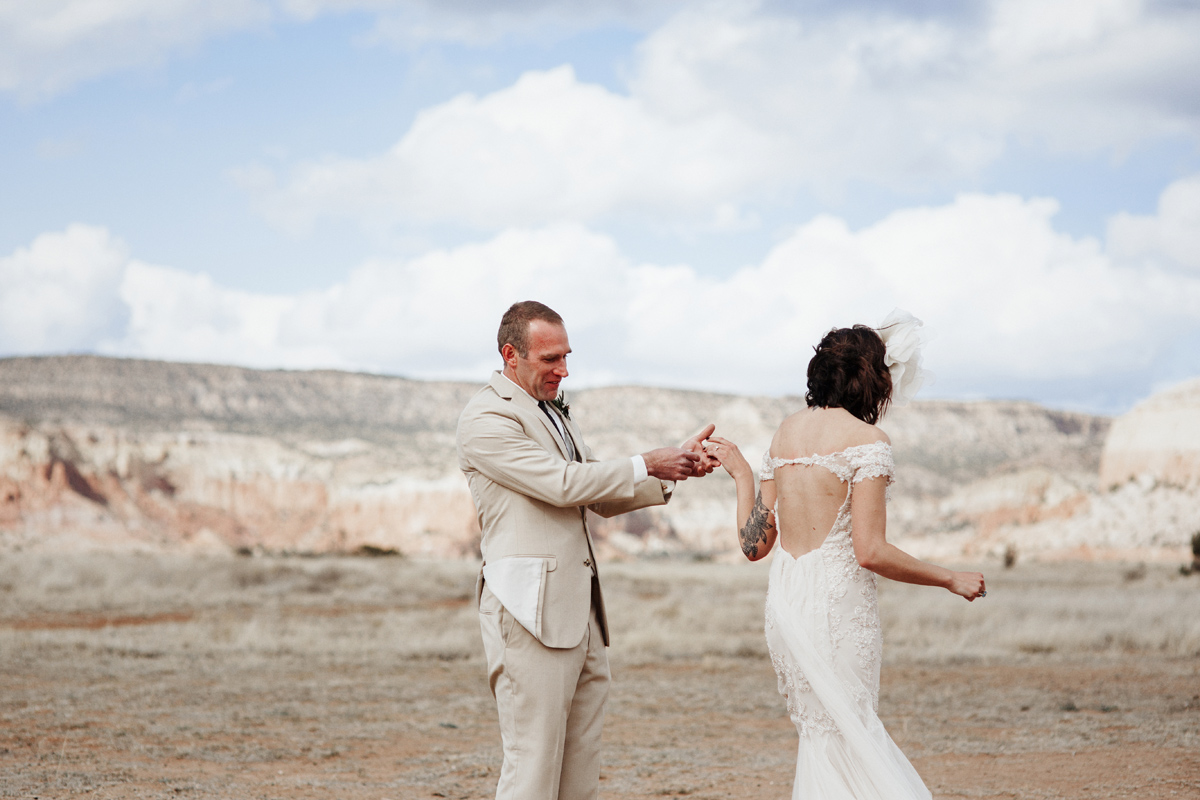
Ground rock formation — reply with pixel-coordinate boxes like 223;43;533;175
1099;377;1200;489
0;355;1193;562
0;356;481;557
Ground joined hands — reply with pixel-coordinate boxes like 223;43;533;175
643;423;722;481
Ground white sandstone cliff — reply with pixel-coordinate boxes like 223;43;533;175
0;355;1194;563
1100;377;1200;489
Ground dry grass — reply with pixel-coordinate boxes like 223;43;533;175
2;552;1199;665
2;552;1199;799
878;560;1200;661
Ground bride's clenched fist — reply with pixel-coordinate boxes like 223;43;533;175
947;571;987;601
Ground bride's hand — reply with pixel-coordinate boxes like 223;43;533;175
947;571;986;601
702;436;752;480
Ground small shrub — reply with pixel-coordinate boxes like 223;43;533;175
353;544;401;558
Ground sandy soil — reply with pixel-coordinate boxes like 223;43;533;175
1;555;1198;799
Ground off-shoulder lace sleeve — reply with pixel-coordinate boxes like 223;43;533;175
760;450;776;481
848;442;895;487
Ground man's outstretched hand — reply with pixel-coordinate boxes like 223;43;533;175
681;423;720;476
642;447;702;482
643;423;720;482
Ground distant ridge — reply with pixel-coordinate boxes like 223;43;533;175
0;354;1107;478
0;355;477;440
5;354;1187;563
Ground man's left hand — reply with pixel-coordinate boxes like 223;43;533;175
681;423;720;476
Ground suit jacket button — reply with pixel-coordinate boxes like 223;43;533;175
583;558;591;567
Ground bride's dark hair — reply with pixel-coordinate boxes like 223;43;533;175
805;325;892;425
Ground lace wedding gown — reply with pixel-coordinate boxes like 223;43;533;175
760;442;931;800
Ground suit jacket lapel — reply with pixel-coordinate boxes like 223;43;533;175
489;371;571;460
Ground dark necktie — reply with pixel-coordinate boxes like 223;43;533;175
539;401;577;462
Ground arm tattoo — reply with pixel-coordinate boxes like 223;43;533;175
740;491;772;559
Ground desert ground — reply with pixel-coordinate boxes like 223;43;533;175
2;552;1198;800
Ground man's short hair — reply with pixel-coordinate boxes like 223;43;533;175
498;301;564;357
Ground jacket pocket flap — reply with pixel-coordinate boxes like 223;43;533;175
493;553;556;571
482;556;553;638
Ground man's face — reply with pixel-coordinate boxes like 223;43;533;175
503;319;571;402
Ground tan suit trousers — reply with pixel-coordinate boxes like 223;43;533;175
479;582;610;800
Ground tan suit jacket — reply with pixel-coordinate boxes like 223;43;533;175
457;371;667;648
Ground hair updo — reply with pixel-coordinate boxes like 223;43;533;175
805;325;893;425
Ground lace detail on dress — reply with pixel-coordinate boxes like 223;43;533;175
847;443;894;482
761;441;896;498
850;578;882;713
849;442;896;502
824;533;855;659
759;450;776;481
769;640;839;737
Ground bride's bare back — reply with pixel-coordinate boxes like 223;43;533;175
770;406;889;558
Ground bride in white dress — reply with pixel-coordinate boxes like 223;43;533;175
704;313;985;800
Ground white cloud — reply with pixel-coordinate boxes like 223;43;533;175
0;224;130;353
246;0;1200;233
772;193;1193;388
359;0;687;47
274;223;636;377
607;190;1200;398
239;65;769;232
628;0;1200;178
113;261;336;369
0;0;684;97
1107;174;1200;273
7;180;1199;411
0;0;271;97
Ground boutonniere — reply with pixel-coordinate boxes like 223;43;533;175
551;392;570;419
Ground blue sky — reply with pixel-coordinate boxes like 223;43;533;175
2;0;1199;414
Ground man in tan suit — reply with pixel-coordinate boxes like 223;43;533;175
457;301;715;800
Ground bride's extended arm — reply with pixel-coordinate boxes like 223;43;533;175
850;477;985;600
705;436;777;561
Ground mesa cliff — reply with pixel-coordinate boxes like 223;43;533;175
1100;377;1200;489
0;356;1194;562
